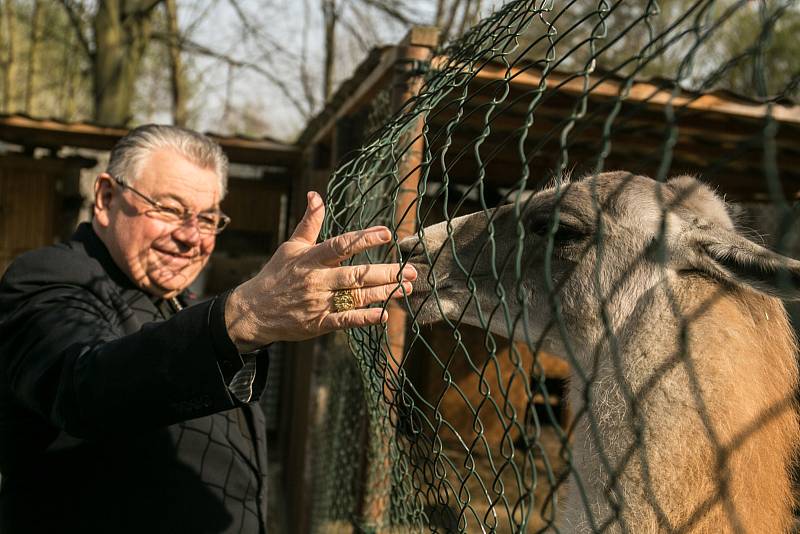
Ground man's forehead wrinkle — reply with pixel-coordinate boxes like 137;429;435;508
153;191;219;211
137;151;221;212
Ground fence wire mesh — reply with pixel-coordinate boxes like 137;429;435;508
313;1;800;532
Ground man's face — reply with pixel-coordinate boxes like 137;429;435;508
93;148;221;298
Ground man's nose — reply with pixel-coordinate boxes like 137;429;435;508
171;218;204;245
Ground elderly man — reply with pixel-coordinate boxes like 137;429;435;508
0;124;414;534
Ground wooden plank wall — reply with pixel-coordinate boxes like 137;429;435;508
0;157;58;275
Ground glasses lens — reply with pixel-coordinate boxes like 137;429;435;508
154;205;184;222
216;215;230;233
196;213;231;234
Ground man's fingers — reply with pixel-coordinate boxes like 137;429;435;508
330;264;417;289
313;226;391;265
320;282;410;333
290;192;325;245
321;307;388;331
349;282;412;308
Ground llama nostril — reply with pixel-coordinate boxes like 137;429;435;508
398;236;421;257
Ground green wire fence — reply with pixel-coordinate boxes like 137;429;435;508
313;1;800;532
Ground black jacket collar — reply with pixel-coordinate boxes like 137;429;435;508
71;223;176;316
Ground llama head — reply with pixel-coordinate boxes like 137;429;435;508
399;171;800;353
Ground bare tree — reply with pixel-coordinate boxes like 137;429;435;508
435;0;447;27
92;0;163;125
59;26;80;119
299;0;318;114
322;0;338;101
59;0;164;125
456;0;481;36
164;0;187;126
4;0;484;137
0;1;5;112
24;0;43;113
1;0;17;113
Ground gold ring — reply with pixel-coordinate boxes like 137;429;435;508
332;289;356;313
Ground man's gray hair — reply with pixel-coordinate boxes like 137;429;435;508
107;124;229;197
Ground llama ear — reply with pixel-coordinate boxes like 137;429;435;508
688;228;800;300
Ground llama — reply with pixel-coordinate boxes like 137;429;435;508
398;171;800;533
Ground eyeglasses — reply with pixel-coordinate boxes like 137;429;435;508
110;176;231;235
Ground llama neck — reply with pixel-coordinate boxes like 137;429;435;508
563;276;798;530
569;276;796;422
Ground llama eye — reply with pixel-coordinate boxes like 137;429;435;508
530;217;586;242
552;225;586;242
529;217;551;237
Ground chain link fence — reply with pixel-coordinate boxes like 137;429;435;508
312;1;800;532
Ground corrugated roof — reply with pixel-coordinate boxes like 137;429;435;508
297;41;800;148
0;114;300;167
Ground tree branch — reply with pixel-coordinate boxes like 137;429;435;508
58;0;93;58
225;0;301;61
339;7;373;52
299;0;318;114
124;0;165;18
152;31;313;120
359;0;419;26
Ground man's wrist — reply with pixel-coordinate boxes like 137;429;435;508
225;286;273;352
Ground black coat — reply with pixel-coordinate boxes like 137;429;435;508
0;224;270;533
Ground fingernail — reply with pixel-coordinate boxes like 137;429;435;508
379;309;389;323
402;265;417;280
402;281;413;294
375;228;391;242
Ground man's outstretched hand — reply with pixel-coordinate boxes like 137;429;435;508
225;191;415;352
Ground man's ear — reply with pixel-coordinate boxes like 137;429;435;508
93;173;115;228
685;226;800;300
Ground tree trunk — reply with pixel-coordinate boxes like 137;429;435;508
0;0;5;112
24;0;44;113
1;0;17;113
457;0;475;37
164;0;187;126
92;0;161;126
322;0;337;101
434;0;447;28
439;0;463;44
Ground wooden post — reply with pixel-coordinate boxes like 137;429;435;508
386;26;440;370
283;106;374;534
281;150;331;534
359;26;440;532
